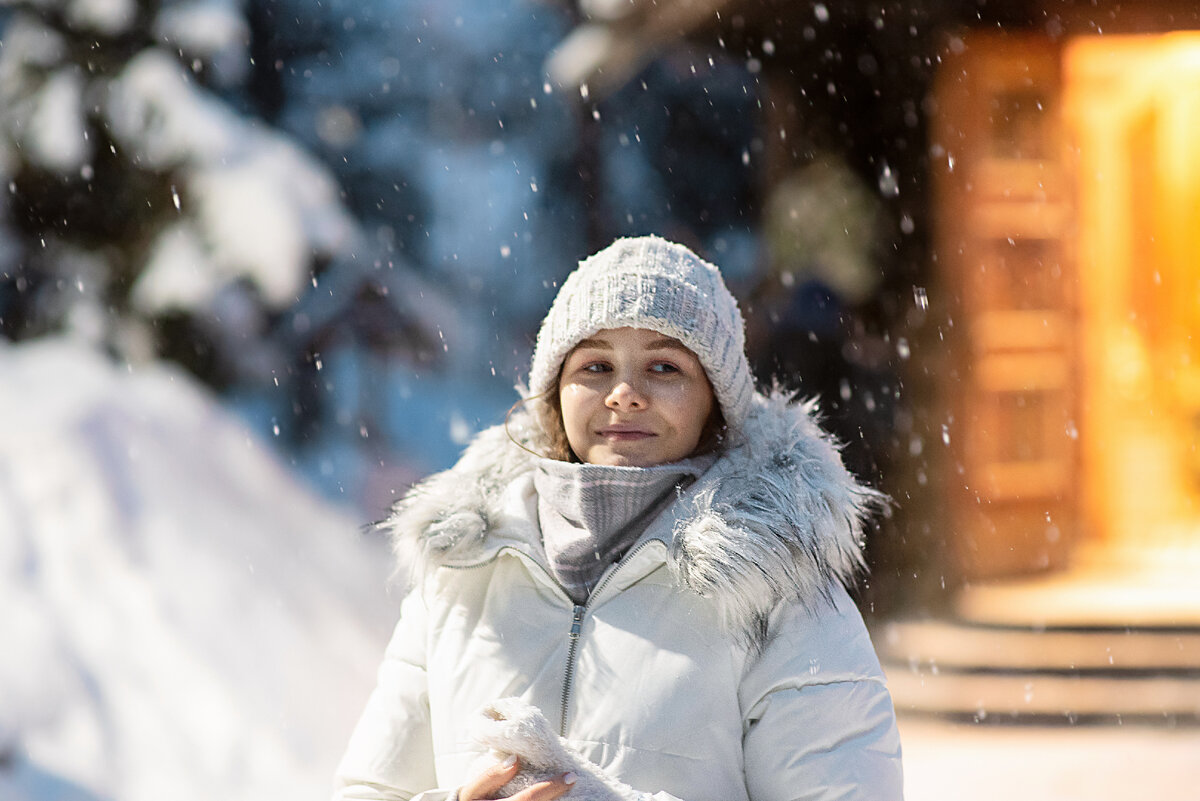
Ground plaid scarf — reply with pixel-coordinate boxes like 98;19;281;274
534;454;716;603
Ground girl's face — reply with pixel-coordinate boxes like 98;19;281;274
558;327;716;467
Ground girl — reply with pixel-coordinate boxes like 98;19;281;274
334;236;903;801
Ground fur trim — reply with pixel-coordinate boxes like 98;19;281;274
378;390;885;651
668;391;884;648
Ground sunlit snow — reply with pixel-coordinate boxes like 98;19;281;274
98;47;360;313
0;339;396;801
23;69;89;172
134;223;216;312
65;0;137;36
154;0;251;86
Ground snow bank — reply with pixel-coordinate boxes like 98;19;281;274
0;339;397;801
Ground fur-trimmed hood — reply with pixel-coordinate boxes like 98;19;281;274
379;390;885;650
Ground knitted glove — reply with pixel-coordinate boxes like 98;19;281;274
470;698;644;801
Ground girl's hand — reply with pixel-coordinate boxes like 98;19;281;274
457;756;576;801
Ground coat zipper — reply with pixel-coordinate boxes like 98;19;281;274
448;548;587;736
444;540;663;738
559;604;586;736
557;538;660;736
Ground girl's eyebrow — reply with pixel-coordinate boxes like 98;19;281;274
645;338;691;353
571;336;691;353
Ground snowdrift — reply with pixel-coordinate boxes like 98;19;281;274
0;339;397;801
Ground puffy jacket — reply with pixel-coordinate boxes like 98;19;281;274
334;392;903;801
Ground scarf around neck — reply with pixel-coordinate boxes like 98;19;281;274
533;454;716;603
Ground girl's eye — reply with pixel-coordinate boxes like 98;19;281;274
650;362;680;374
582;362;611;373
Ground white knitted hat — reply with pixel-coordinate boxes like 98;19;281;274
528;235;755;429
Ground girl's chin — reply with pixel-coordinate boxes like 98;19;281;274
581;444;686;468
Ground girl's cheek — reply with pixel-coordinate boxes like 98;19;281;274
560;383;598;404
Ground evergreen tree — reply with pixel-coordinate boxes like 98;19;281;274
0;0;358;387
250;0;587;366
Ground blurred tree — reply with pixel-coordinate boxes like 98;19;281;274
590;49;763;283
248;0;587;347
0;0;358;388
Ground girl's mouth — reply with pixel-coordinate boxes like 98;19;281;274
599;427;655;440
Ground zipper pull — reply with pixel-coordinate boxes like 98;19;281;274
569;605;585;640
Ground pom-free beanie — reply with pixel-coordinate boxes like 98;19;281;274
528;235;755;429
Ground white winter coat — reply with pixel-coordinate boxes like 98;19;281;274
334;392;903;801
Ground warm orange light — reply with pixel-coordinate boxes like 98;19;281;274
1065;33;1200;552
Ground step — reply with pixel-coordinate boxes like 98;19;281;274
875;618;1200;722
951;545;1200;629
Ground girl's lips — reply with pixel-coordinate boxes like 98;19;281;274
598;427;655;440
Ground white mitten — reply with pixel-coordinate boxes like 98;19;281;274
470;698;643;801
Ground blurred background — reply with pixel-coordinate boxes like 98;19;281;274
2;0;1199;799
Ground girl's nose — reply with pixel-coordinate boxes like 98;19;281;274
605;378;646;410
